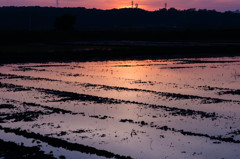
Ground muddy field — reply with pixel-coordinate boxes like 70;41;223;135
0;57;240;159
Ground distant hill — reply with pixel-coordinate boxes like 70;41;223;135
232;10;240;14
1;7;240;30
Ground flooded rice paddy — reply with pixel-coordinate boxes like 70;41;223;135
0;57;240;159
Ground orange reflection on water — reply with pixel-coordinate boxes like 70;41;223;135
1;57;240;159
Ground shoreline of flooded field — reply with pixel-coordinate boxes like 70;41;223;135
0;57;240;159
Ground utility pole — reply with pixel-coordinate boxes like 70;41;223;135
165;2;167;9
135;3;138;9
132;0;134;8
57;0;59;8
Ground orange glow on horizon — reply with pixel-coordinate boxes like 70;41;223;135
1;0;240;11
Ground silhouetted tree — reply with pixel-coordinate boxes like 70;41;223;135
54;14;76;30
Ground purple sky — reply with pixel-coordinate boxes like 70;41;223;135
0;0;239;11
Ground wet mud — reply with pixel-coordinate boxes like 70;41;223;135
0;138;56;159
218;90;240;95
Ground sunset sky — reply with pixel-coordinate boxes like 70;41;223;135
0;0;239;11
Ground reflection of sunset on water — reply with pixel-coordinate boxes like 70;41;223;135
1;57;240;158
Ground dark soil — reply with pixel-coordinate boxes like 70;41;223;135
0;104;15;109
120;119;240;144
0;138;56;159
1;42;240;64
218;90;240;95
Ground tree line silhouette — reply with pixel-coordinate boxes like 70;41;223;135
0;7;240;30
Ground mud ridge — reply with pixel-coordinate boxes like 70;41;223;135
0;82;223;120
176;60;240;64
0;73;59;82
14;66;47;72
0;125;132;159
0;101;82;123
119;119;240;144
73;82;235;104
218;90;240;95
1;73;237;104
37;87;221;120
38;88;123;104
41;87;222;120
28;64;71;68
0;82;32;91
0;138;56;159
0;111;51;123
1;99;116;124
0;104;15;109
22;102;78;115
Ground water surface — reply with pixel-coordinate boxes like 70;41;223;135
0;57;240;159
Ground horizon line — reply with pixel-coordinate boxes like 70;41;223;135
0;5;239;12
